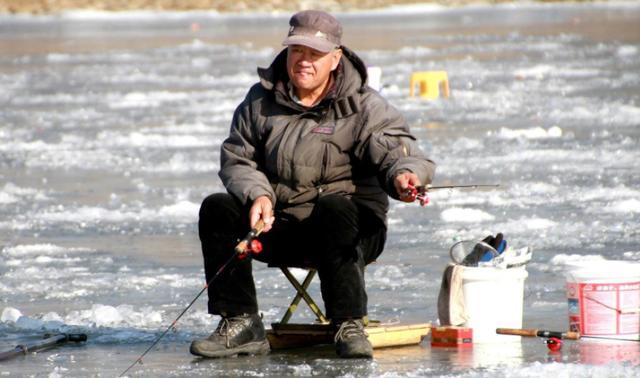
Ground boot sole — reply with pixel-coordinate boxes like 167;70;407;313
338;351;373;359
190;339;270;358
337;342;373;359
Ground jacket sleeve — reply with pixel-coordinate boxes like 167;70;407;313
218;91;276;206
356;92;436;200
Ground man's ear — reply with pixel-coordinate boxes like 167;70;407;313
331;49;343;71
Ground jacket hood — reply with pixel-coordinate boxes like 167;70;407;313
257;46;369;100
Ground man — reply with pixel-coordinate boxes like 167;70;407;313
190;10;435;359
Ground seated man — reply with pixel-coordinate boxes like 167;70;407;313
190;9;435;359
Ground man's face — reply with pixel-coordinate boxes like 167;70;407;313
286;45;342;94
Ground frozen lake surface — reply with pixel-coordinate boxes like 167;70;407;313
1;2;639;376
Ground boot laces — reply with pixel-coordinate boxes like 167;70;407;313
334;319;367;343
215;315;249;347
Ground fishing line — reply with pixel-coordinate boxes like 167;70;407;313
119;220;266;377
119;252;237;377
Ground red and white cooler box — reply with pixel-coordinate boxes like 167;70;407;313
566;261;640;340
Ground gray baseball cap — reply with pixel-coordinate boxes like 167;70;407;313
282;10;342;53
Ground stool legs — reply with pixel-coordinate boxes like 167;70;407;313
280;268;328;324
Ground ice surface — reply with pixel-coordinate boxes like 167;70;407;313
1;2;639;377
1;307;23;323
441;208;496;223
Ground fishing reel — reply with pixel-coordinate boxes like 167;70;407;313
234;219;267;259
403;184;430;207
238;238;263;260
402;183;500;207
497;328;581;354
544;337;563;352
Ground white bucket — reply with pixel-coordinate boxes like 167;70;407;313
461;266;528;343
566;261;640;340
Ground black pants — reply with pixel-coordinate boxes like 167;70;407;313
198;193;386;320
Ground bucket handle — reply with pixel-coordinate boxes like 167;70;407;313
567;270;640;314
449;240;498;266
584;295;640;314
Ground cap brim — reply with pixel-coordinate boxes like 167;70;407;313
282;35;335;53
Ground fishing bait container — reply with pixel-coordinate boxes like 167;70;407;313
566;261;640;340
461;266;528;343
431;326;473;348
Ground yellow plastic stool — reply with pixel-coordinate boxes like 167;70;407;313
410;71;450;99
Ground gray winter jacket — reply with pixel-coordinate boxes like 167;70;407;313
219;47;435;224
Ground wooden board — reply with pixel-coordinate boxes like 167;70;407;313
267;322;431;350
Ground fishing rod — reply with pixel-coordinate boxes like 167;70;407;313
119;220;266;377
496;328;640;352
405;183;500;206
0;333;87;361
426;184;501;191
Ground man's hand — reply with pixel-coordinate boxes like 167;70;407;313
249;195;275;233
394;171;422;203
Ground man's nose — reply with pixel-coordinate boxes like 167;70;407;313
297;56;312;66
301;50;317;63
